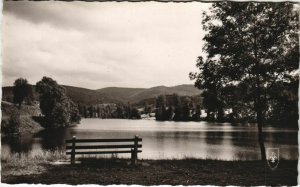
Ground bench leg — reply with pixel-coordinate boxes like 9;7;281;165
71;136;76;165
71;152;75;165
133;135;138;165
131;149;136;165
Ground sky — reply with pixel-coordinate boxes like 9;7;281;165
2;1;211;89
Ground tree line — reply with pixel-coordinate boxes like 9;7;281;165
155;94;202;121
77;103;141;119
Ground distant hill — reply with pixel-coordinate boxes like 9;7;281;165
95;87;146;103
2;84;201;105
96;84;202;103
2;85;120;105
63;85;121;105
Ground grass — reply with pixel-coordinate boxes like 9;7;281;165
1;149;66;176
1;151;298;185
1;115;43;135
1;101;43;135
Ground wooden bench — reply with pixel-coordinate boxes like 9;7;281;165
65;135;142;165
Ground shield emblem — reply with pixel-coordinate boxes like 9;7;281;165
266;148;279;170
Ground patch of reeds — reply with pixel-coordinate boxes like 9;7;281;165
1;149;66;176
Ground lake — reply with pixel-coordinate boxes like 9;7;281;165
1;119;298;160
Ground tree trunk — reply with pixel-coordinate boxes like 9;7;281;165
217;106;224;122
257;108;266;161
253;32;266;161
255;81;267;161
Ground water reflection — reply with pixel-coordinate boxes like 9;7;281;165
1;119;298;160
2;134;34;153
205;131;225;145
34;128;70;150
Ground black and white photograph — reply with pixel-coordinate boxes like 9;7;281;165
1;0;299;186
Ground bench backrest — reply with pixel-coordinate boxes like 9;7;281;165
65;136;142;156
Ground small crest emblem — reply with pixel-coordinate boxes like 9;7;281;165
266;148;279;170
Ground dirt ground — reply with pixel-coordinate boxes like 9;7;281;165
2;158;297;186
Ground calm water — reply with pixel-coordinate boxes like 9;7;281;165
1;119;298;160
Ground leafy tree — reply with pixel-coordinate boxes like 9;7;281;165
78;103;83;116
201;90;217;121
97;106;101;118
115;104;125;118
70;100;81;123
130;108;141;119
36;77;81;128
190;2;299;160
267;77;298;127
182;98;192;121
144;102;150;114
165;106;174;120
123;102;130;119
155;95;166;121
191;58;225;121
83;105;88;118
12;78;33;109
192;104;202;121
87;105;93;118
172;94;182;121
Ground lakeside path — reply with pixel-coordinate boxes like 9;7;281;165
2;159;297;185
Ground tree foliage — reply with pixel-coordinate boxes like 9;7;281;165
190;2;299;160
36;77;81;128
78;103;141;119
12;78;34;108
155;94;202;121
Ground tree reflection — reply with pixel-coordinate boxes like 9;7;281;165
2;134;33;153
34;127;69;150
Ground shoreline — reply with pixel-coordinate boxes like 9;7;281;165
2;155;297;185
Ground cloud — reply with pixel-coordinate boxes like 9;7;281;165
2;1;210;89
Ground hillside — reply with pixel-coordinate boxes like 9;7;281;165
63;85;121;105
1;101;41;118
2;86;121;105
95;87;145;102
96;84;202;103
2;84;201;105
1;101;43;134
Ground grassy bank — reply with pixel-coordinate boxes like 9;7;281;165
1;115;43;135
1;150;66;176
1;101;43;134
1;101;41;117
1;151;297;186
